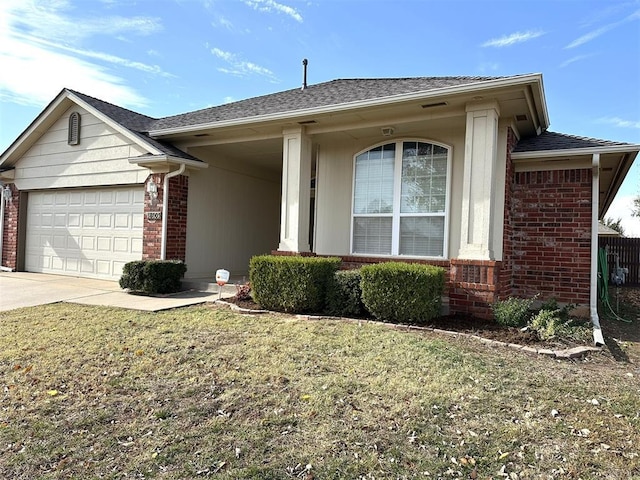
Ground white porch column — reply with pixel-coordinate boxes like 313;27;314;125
459;101;500;260
279;127;312;252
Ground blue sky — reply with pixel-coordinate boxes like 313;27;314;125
1;0;639;234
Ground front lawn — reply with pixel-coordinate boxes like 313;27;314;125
1;304;638;479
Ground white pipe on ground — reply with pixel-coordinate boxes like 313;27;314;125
160;164;186;260
590;153;605;347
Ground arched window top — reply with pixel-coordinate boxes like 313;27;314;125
351;139;451;258
68;112;81;146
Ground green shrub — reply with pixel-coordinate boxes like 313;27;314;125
359;262;445;324
119;260;146;291
491;296;535;328
530;308;564;340
325;270;366;317
538;297;575;322
119;260;187;294
249;255;341;313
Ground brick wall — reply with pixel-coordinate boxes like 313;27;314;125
142;174;163;260
497;127;518;299
449;259;501;319
1;184;20;270
165;174;188;261
511;168;592;305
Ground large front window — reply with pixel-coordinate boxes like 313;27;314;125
352;140;450;258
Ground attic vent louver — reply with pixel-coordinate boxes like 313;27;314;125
68;112;81;146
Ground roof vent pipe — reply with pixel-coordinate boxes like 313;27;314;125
301;58;308;90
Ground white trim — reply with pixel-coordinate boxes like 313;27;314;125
128;155;208;169
349;138;451;259
150;74;547;137
512;144;640;160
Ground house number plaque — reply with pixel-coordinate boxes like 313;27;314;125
147;211;162;221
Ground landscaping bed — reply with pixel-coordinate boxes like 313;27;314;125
225;296;590;349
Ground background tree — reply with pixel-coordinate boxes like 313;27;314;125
632;195;640;218
604;217;625;236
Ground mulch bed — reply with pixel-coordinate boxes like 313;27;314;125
224;297;550;346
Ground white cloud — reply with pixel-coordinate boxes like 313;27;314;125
210;47;276;80
211;48;235;62
244;0;303;22
559;54;592;68
0;0;166;108
605;194;640;237
597;117;640;129
566;8;640;48
481;30;545;47
213;16;235;30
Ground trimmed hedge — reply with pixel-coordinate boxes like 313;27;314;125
250;255;341;313
360;262;445;324
325;269;367;318
119;260;187;294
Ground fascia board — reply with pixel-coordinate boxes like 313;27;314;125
128;155;208;169
512;144;640;159
149;74;546;137
66;92;163;156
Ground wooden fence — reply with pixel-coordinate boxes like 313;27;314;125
599;237;640;286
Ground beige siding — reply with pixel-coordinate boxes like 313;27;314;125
185;156;281;279
314;130;466;260
13;106;149;190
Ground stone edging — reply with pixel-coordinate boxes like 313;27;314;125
214;300;602;360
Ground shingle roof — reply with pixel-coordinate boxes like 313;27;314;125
514;131;635;153
152;76;507;130
68;90;200;162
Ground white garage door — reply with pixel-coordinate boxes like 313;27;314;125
26;187;144;280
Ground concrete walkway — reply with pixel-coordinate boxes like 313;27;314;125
0;272;234;312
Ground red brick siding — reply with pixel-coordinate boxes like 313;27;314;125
511;169;592;305
449;259;501;319
497;127;518;299
142;174;163;260
165;174;188;261
1;184;20;270
142;173;189;261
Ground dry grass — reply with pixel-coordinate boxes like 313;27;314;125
1;303;639;479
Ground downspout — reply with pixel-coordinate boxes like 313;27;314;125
160;164;186;261
590;153;605;346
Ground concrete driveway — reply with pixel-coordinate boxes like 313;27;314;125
0;272;228;312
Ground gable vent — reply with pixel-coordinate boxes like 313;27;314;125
68;112;81;146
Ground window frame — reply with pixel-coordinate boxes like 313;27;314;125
350;138;452;259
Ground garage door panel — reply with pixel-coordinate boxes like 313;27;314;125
26;187;144;280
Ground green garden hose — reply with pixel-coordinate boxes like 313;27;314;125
598;248;632;323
